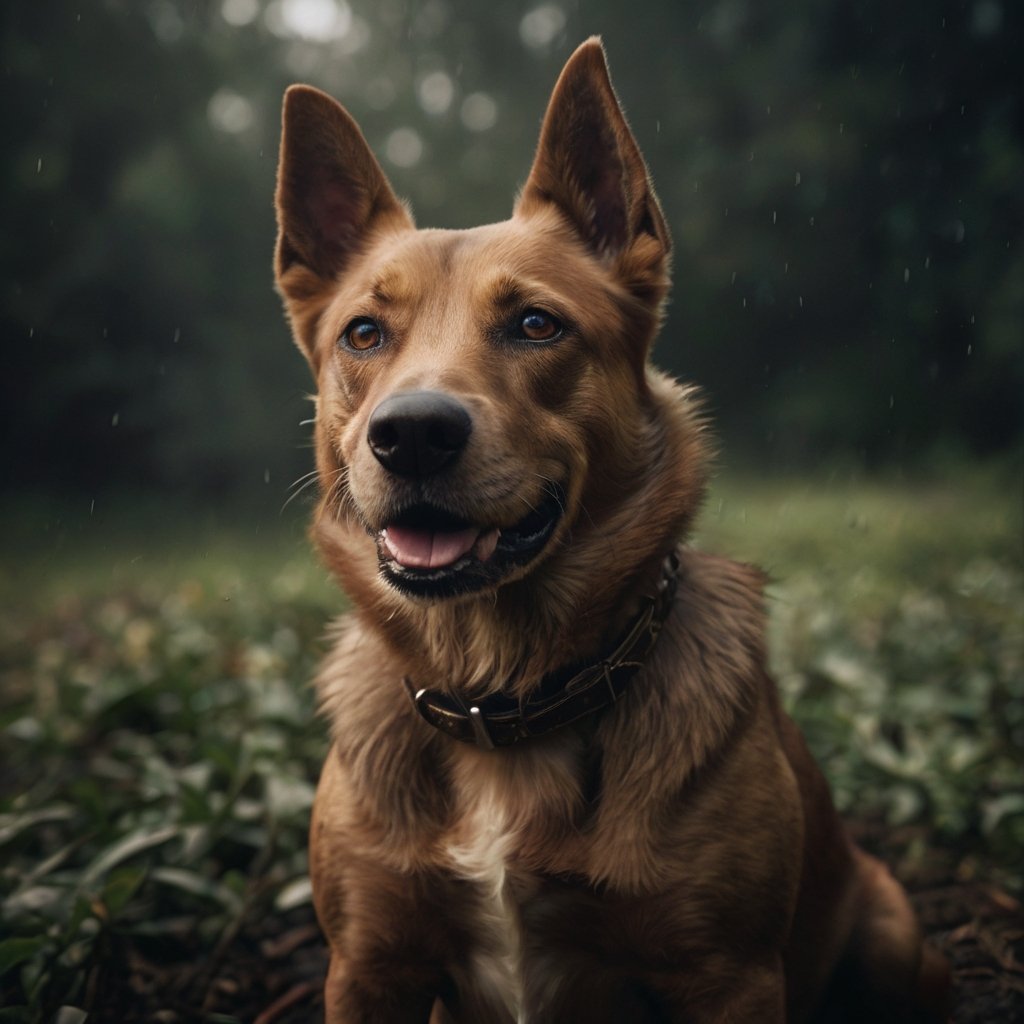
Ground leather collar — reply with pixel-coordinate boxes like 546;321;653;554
404;550;680;749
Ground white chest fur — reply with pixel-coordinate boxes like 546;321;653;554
446;785;525;1021
443;742;583;1021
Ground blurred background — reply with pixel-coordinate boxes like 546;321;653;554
3;0;1021;534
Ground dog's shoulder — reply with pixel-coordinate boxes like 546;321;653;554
673;546;769;665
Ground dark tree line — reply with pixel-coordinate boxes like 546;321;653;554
2;0;1020;507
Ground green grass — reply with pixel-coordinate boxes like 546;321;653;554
0;471;1021;1020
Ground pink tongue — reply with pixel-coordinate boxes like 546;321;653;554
383;525;480;569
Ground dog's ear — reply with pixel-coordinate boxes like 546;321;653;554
517;39;670;272
275;86;412;351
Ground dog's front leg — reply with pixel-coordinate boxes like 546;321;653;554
312;750;450;1024
323;952;439;1024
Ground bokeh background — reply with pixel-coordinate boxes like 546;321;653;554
3;0;1021;522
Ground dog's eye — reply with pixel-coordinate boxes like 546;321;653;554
342;318;382;351
519;310;561;343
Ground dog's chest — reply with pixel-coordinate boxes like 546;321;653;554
443;758;575;1021
446;800;527;1019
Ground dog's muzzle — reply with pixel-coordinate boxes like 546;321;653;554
364;390;566;599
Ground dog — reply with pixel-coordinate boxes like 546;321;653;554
273;37;950;1023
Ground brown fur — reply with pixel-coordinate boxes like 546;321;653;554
275;38;950;1023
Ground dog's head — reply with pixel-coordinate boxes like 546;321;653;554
275;39;705;620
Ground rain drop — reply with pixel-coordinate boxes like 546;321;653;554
417;71;455;116
208;88;254;133
385;128;424;169
460;92;498;132
519;5;566;51
112;412;120;427
221;0;259;26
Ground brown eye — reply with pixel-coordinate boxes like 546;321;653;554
342;318;382;351
519;309;561;343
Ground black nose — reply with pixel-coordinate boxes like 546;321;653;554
367;390;472;477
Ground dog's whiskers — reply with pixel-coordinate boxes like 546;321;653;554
281;468;322;514
287;468;320;493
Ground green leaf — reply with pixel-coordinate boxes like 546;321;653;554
0;936;47;976
150;867;243;912
982;793;1024;835
79;826;178;890
0;806;76;847
1;885;69;923
101;866;147;916
54;1007;89;1024
0;1008;33;1023
274;875;313;912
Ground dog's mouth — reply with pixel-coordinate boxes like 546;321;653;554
375;484;565;598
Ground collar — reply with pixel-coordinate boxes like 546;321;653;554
404;550;680;749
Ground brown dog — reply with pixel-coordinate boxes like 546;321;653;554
274;38;949;1024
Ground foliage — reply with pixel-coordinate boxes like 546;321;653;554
0;538;334;1021
1;0;1021;507
1;473;1020;1018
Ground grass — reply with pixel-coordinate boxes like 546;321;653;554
0;470;1021;1021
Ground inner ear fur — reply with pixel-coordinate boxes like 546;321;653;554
517;38;670;271
274;85;412;315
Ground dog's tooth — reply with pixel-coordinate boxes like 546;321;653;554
475;528;500;562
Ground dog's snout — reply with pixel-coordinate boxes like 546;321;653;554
367;390;472;477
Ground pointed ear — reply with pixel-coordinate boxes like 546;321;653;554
274;85;412;290
517;39;670;269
